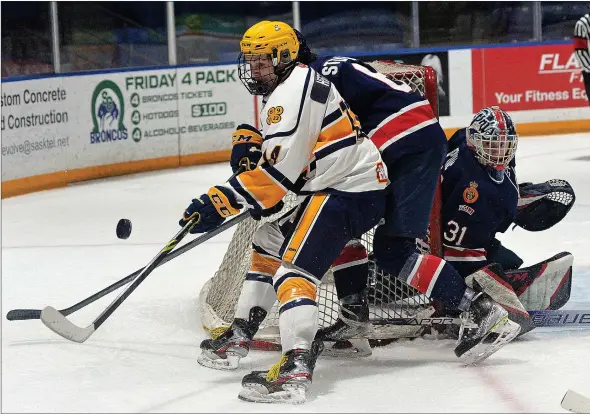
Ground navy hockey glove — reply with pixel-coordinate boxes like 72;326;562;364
179;186;242;234
230;124;263;174
515;179;575;231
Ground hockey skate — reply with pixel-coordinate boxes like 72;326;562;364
238;339;324;404
316;292;372;358
198;307;266;371
454;288;521;365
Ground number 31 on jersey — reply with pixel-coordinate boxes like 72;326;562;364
444;220;467;245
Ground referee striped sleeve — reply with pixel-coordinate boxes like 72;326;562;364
574;13;590;72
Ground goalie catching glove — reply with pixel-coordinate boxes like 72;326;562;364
230;124;263;173
179;186;242;233
514;179;575;232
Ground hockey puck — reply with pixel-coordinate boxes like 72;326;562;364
116;219;132;239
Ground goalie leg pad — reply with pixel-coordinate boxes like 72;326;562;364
503;252;573;311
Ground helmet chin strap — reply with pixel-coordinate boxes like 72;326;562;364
267;60;296;95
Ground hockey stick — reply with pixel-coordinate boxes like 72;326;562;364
370;316;476;328
528;310;590;328
369;310;590;328
561;389;590;413
6;213;249;322
40;212;249;343
6;167;248;322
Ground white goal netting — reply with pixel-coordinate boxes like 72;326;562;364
199;61;441;344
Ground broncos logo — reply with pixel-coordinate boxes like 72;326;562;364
97;91;120;131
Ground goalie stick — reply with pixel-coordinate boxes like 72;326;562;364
319;309;590;331
247;309;590;351
528;310;590;328
561;390;590;413
371;310;590;328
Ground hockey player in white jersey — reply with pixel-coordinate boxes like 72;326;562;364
203;22;523;372
180;21;389;403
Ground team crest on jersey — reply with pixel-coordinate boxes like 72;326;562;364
463;181;479;204
266;106;283;125
459;204;475;215
375;162;387;183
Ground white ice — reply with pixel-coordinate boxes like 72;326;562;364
2;133;589;413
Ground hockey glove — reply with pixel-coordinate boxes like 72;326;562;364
180;186;242;234
515;179;575;231
230;124;263;174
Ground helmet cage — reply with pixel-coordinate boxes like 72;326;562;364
238;49;296;96
467;129;518;170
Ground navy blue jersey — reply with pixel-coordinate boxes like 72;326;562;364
309;56;439;156
441;129;519;276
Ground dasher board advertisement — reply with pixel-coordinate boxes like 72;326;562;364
472;43;588;111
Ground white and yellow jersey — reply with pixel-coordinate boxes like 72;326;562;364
225;64;389;211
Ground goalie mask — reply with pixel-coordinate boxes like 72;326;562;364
238;21;300;96
466;106;518;174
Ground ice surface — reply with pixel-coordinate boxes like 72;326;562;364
2;133;589;413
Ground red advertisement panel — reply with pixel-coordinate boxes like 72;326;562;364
472;44;588;111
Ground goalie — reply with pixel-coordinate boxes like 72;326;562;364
327;106;575;345
439;106;575;332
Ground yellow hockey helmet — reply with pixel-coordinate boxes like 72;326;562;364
240;21;299;64
238;21;300;95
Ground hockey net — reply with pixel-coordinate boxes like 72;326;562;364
199;61;442;344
